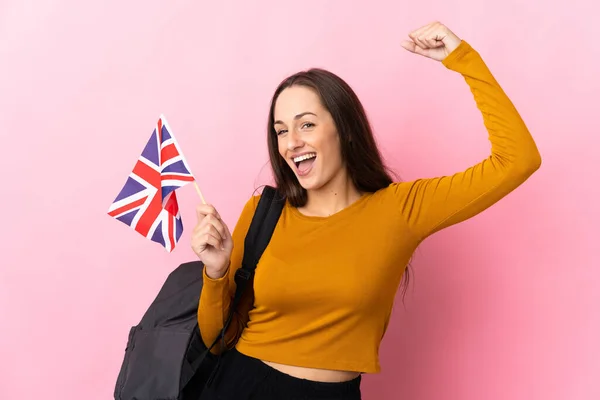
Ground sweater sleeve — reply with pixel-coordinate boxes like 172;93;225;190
197;195;260;353
392;40;542;242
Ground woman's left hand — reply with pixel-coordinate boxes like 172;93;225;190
401;22;462;62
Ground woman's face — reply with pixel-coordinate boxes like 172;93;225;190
273;85;345;191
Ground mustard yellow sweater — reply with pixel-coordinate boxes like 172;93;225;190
197;40;541;373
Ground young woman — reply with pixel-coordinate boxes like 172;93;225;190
192;21;541;400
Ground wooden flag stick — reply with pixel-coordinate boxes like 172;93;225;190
193;181;207;204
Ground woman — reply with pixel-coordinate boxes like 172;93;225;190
193;21;541;400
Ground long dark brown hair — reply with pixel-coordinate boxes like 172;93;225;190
266;67;412;298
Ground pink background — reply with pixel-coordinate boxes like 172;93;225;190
1;1;598;399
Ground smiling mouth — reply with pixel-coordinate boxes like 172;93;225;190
292;153;317;176
293;153;316;166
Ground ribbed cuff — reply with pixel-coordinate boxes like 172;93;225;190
203;265;229;282
442;40;473;69
201;265;230;308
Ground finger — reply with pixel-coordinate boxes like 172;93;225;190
193;215;225;241
203;232;223;251
196;204;208;222
192;213;211;233
408;31;428;49
415;32;438;49
196;204;222;221
424;37;443;49
413;21;445;48
197;222;221;241
401;40;431;57
422;25;446;48
401;40;416;52
193;230;223;251
205;215;227;240
409;23;434;48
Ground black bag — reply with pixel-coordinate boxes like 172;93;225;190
113;186;284;400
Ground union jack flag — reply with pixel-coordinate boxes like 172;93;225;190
108;115;195;252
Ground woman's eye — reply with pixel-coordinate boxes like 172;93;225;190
302;122;314;129
277;129;287;135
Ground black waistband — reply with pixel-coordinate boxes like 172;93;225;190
205;347;362;399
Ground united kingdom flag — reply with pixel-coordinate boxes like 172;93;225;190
108;115;196;252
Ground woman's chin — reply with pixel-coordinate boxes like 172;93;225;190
292;165;329;191
297;175;324;191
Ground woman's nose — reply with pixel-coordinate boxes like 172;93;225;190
287;130;304;150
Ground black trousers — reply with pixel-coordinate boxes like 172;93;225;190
199;348;362;400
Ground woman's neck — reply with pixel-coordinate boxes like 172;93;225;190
299;174;362;217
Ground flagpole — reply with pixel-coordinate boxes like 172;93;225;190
193;181;207;204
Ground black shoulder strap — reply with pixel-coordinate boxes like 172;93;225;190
189;187;284;377
205;185;284;352
233;185;283;307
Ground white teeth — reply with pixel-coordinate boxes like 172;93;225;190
293;153;316;163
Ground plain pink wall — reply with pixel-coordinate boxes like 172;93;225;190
1;1;598;399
